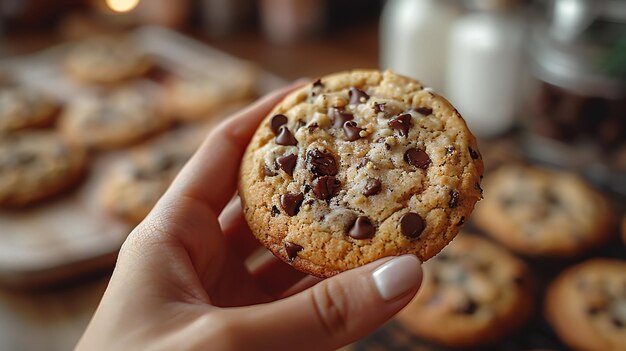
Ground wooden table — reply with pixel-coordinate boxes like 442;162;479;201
0;23;379;351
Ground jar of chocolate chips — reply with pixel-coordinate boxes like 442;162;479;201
523;0;626;195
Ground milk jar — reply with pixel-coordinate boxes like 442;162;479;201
380;0;459;93
445;0;526;138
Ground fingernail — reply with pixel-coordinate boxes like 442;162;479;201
372;255;422;301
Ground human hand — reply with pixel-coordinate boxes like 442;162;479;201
76;81;423;351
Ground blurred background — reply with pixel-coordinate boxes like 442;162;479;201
0;0;624;350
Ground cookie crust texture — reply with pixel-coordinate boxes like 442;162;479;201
0;87;59;133
545;259;626;351
474;165;614;257
64;36;152;85
240;70;483;277
0;132;86;207
397;234;534;347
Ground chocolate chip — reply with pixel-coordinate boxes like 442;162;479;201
277;154;297;176
145;64;170;82
500;197;515;208
458;299;478;315
544;190;560;206
384;143;391;151
348;216;376;239
400;212;425;238
7;152;36;167
363;178;381;196
264;166;277;177
308;123;319;133
271;205;280;216
276;126;297;146
446;146;455;155
416;107;433;115
374;103;386;114
332;109;354;128
303;184;311;193
587;306;606;316
131;167;151;180
284;242;303;263
404;148;431;169
280;193;304;216
136;155;181;178
343;121;363;141
312;176;341;200
456;216;465;226
469;147;480;159
388;113;412;137
307;149;338;177
449;190;460;208
153;154;178;172
349;87;370;105
611;316;624;328
513;275;526;286
437;253;451;261
312;79;323;89
270;114;288;135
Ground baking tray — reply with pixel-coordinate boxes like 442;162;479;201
0;26;287;287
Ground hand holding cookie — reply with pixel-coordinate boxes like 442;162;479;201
77;81;423;351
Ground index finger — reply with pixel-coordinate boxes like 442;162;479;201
163;80;308;215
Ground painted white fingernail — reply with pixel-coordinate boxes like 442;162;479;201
372;255;422;301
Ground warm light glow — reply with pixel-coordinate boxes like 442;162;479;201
105;0;140;13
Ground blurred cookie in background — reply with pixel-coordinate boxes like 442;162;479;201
545;259;626;351
397;233;534;348
60;85;171;150
64;36;153;85
474;165;614;257
163;68;257;121
100;127;206;223
0;86;60;133
0;131;87;208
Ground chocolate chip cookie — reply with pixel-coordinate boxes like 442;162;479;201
64;36;152;85
0;86;59;133
397;233;533;347
101;127;205;223
163;70;256;120
60;86;170;150
474;165;614;257
0;132;87;207
545;259;626;351
239;70;484;277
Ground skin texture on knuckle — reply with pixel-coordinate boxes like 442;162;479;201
118;214;175;262
310;278;351;343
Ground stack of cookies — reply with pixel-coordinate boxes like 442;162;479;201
0;35;258;225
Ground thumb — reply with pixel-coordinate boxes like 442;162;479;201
234;255;422;351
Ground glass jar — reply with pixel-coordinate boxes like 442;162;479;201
380;0;460;92
524;0;626;195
